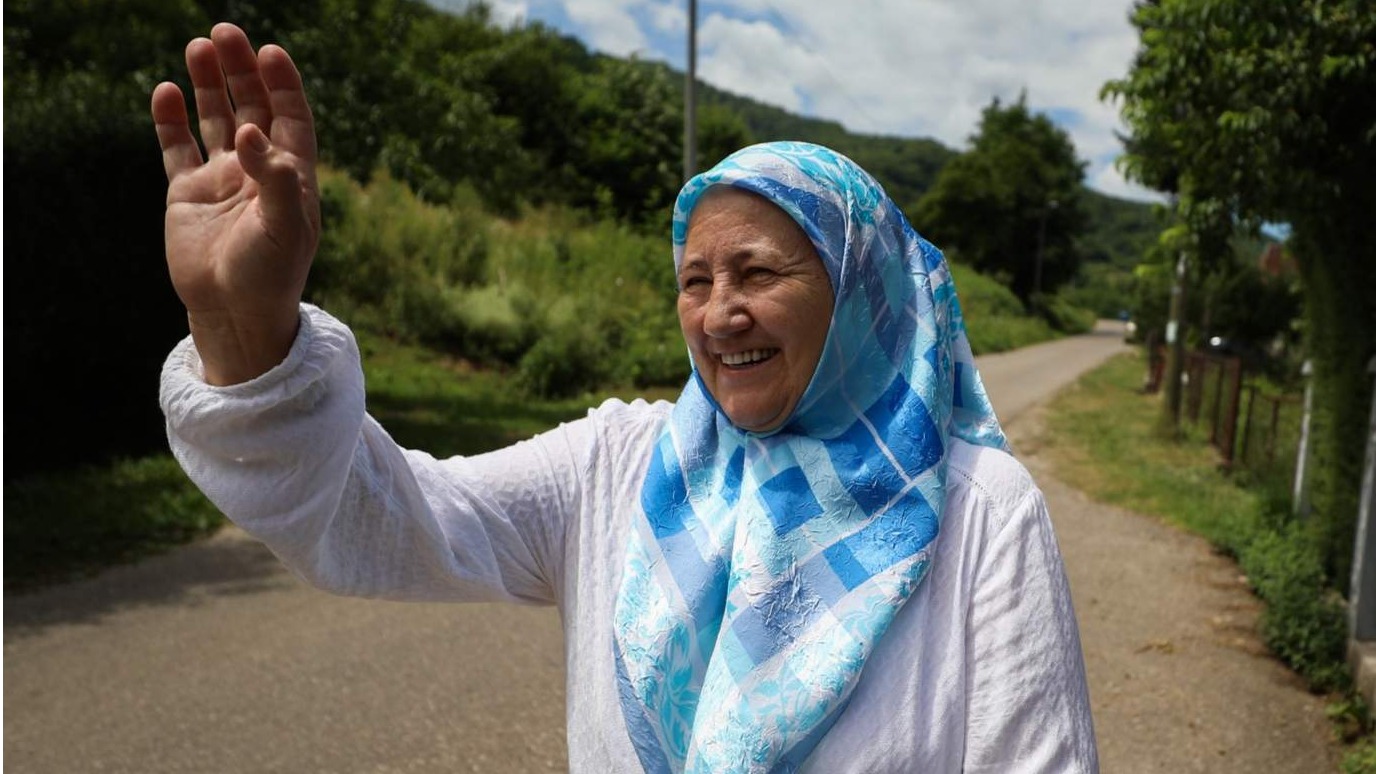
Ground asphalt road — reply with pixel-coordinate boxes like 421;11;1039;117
7;322;1137;773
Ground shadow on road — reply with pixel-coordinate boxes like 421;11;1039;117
4;528;286;640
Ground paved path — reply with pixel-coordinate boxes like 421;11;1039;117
4;321;1339;771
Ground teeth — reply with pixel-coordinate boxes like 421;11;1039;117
721;349;777;366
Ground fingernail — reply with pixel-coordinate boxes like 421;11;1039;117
248;130;270;153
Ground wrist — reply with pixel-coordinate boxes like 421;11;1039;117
187;306;301;386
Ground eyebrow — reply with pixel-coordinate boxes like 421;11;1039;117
678;258;710;274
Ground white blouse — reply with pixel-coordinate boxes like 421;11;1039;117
161;305;1098;773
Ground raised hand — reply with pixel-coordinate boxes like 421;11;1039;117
152;23;321;385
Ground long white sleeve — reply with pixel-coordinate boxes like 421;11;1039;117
161;305;577;605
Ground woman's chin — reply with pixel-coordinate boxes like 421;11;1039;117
722;402;789;433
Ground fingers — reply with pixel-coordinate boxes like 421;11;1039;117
151;82;204;180
186;37;236;154
164;23;317;177
211;23;273;133
257;45;318;165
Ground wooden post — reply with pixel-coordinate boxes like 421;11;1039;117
1347;356;1376;640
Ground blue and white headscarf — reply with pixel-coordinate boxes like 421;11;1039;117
613;142;1007;773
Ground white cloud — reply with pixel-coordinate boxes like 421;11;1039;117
562;0;652;55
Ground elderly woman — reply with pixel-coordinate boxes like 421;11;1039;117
154;24;1097;773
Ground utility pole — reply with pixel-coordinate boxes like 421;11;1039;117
683;0;698;182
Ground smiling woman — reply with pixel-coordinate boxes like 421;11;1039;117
156;23;1098;773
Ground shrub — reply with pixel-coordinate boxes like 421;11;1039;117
447;283;542;366
1239;522;1350;692
517;312;612;399
1033;293;1097;334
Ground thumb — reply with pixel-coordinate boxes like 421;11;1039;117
235;124;302;211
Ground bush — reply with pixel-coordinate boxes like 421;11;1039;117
948;262;1063;354
5;70;190;477
1033;293;1097;334
1239;522;1350;691
517;316;612;398
447;283;542;366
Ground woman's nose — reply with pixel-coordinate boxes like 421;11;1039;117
703;285;751;338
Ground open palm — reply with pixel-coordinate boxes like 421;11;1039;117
152;24;320;384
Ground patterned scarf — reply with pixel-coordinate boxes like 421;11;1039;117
613;142;1006;773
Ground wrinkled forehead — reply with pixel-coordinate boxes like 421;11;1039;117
673;143;876;292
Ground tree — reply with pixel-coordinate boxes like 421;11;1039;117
1103;0;1376;583
912;95;1087;303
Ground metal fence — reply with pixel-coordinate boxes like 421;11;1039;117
1182;351;1300;476
1235;386;1303;478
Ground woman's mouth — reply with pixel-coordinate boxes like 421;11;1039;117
720;348;779;368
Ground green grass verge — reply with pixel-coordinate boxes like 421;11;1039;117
1038;352;1265;548
4;455;224;592
948;262;1082;354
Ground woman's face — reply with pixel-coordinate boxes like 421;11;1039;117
678;188;834;432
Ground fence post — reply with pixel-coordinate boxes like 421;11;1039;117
1348;356;1376;640
1294;360;1315;519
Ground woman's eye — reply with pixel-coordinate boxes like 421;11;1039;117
680;276;709;290
745;267;776;280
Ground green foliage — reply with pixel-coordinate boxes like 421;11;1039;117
948;263;1061;353
1344;736;1376;774
4;456;223;590
517;315;613;399
913;96;1088;303
1032;294;1097;335
1106;0;1376;584
310;167;687;395
1241;523;1349;692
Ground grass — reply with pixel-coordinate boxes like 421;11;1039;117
4;456;225;592
3;332;676;592
356;329;678;458
1037;351;1265;551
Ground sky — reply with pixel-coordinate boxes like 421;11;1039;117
433;0;1165;203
